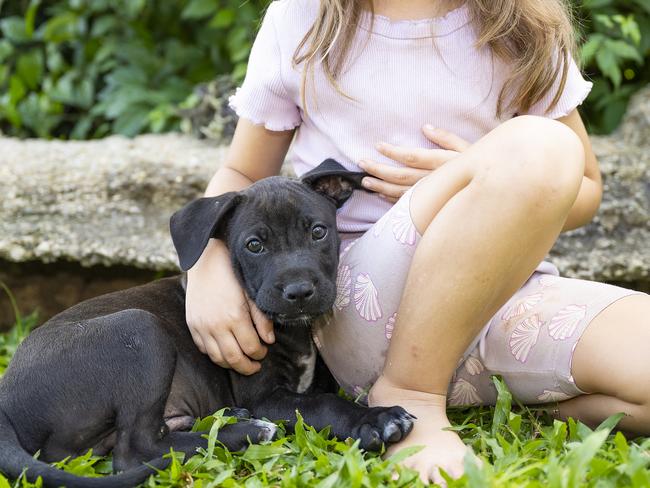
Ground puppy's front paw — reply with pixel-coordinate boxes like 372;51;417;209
351;406;415;451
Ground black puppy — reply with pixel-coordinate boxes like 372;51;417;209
0;162;413;488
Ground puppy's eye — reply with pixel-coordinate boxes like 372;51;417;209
311;225;327;241
246;239;264;253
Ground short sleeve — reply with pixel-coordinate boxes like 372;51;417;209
525;56;593;119
229;2;302;131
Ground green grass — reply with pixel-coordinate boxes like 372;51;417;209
1;286;650;487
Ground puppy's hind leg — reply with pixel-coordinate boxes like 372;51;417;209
209;418;278;451
150;419;279;460
104;310;179;473
106;315;275;468
97;309;277;470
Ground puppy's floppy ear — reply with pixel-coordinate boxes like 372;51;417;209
300;158;369;208
170;192;241;271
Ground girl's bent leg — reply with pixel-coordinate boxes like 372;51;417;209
383;115;585;393
556;294;650;434
369;116;585;481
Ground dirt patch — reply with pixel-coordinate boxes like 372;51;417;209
0;259;173;330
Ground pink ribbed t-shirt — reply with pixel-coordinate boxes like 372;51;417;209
229;0;593;233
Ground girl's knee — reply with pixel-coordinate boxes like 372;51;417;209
502;115;585;178
469;116;584;210
409;116;585;232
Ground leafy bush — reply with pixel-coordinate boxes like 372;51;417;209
0;0;648;139
573;0;650;134
0;0;268;138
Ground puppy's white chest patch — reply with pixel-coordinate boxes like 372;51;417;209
296;342;317;394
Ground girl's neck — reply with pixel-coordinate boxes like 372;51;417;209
369;0;463;21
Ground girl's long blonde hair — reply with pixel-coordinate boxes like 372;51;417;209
292;0;577;117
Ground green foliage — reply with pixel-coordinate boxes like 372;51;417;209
1;309;650;487
573;0;650;133
0;0;268;139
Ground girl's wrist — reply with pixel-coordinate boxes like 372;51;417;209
187;239;229;277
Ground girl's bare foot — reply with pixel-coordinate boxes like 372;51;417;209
369;375;478;485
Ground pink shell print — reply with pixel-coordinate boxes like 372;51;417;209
509;314;543;363
312;333;322;350
537;390;572;402
385;313;396;340
548;304;587;340
538;274;559;288
501;293;543;321
448;379;482;406
354;273;382;321
464;356;484;376
334;265;352;311
391;206;418;245
372;212;390;237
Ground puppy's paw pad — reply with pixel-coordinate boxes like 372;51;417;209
249;419;278;442
352;406;415;451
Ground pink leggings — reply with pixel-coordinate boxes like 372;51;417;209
312;187;641;406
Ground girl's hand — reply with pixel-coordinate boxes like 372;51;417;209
359;125;470;203
186;240;274;375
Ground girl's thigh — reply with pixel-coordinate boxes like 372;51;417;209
312;188;423;402
451;275;642;406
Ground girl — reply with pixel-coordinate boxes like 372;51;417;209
185;0;650;482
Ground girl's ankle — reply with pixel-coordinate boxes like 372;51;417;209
369;374;448;409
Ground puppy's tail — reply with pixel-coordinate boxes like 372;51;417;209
0;411;168;488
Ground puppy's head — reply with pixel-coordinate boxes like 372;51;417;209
170;163;362;325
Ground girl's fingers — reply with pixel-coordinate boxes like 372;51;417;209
215;333;261;375
376;143;459;170
232;319;268;361
189;329;207;354
361;176;410;200
202;335;226;367
247;297;275;345
358;159;429;185
422;125;471;152
375;143;438;170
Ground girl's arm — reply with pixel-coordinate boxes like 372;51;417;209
186;119;294;375
556;109;602;231
206;118;296;195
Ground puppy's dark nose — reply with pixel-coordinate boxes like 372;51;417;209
283;281;315;305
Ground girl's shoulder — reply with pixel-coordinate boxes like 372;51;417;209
264;0;319;29
262;0;319;54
